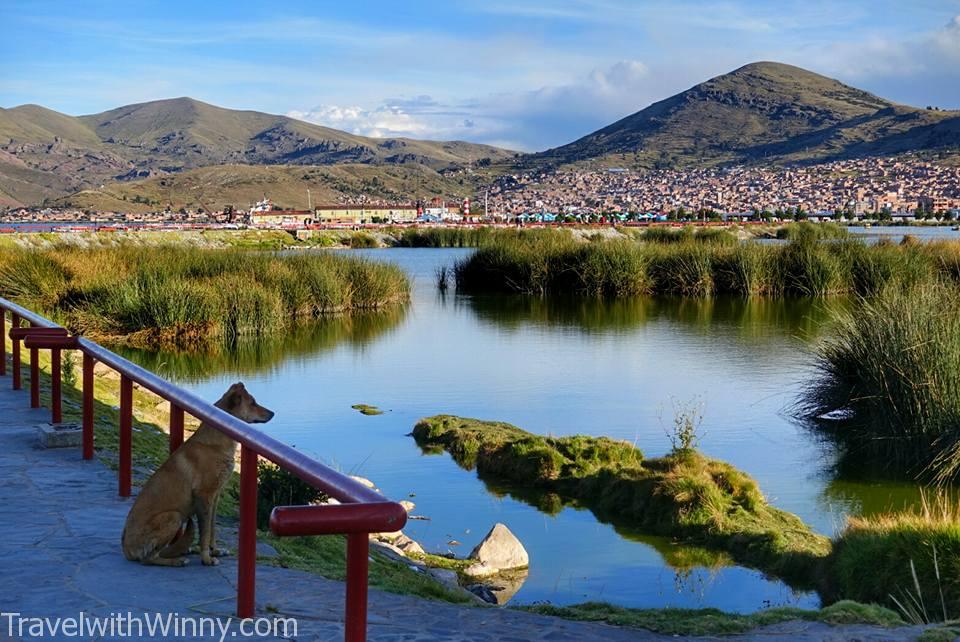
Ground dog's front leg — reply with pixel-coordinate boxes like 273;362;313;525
195;499;218;566
209;490;228;557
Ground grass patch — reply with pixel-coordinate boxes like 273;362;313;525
0;245;409;348
261;534;473;603
828;495;960;620
412;415;831;587
351;403;384;415
919;627;960;642
519;600;903;636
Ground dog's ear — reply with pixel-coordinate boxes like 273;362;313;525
218;382;247;411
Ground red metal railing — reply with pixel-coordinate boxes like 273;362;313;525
0;297;406;642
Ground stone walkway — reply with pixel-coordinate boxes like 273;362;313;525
0;383;930;641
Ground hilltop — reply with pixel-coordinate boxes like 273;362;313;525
527;62;960;169
0;97;512;206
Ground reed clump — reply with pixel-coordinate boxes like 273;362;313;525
775;221;849;241
0;246;409;347
393;226;496;248
412;415;831;586
454;232;960;298
798;282;960;481
827;493;960;620
641;226;738;246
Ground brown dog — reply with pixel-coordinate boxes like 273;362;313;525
121;382;274;567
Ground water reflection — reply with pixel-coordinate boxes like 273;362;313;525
114;248;885;611
116;305;408;381
463;293;843;342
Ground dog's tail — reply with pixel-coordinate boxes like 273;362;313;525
159;517;195;559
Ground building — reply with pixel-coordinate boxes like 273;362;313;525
249;210;313;227
313;204;418;224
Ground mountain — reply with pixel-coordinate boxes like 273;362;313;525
6;63;960;209
528;62;960;168
0;97;512;206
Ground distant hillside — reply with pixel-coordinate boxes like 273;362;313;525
528;62;960;169
50;163;481;213
0;97;512;206
7;62;960;208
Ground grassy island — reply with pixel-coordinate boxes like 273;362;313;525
412;415;831;586
453;229;960;297
0;245;409;347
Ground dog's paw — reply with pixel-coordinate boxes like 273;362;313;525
201;556;220;566
176;558;189;567
212;547;230;557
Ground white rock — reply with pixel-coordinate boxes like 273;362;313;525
349;475;376;489
468;523;528;572
463;562;497;578
397;539;425;556
370;540;407;563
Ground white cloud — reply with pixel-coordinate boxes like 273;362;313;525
776;14;960;108
287;60;664;151
287;96;502;141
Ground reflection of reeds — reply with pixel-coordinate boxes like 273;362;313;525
0;245;409;348
116;304;407;381
435;265;449;292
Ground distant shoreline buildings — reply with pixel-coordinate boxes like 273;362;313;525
3;157;960;226
489;157;960;221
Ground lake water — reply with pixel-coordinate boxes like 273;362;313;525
121;248;927;613
848;224;960;242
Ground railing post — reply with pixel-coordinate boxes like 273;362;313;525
237;445;258;618
29;341;39;408
119;375;132;497
11;313;20;390
82;353;94;460
169;404;184;453
0;310;6;376
51;348;62;423
345;532;370;642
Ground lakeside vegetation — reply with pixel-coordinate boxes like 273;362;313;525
827;495;960;624
799;283;960;482
521;601;904;636
0;245;409;347
453;225;960;297
413;414;960;620
412;415;831;586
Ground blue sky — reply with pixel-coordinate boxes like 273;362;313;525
2;0;959;151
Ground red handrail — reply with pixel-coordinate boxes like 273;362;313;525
0;296;405;642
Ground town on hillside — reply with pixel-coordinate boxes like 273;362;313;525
2;157;960;229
